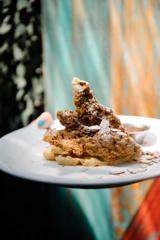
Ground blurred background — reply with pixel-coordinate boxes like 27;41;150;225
1;0;160;239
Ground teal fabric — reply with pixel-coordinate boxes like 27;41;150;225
42;1;115;239
71;189;114;240
42;0;111;116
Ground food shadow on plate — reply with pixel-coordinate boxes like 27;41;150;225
42;159;144;177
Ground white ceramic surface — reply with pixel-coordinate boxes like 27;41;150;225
0;116;160;188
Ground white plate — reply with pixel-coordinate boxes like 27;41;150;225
0;115;160;188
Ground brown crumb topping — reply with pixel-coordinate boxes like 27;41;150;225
43;78;142;164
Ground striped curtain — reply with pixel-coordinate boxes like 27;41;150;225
42;1;160;239
110;0;160;117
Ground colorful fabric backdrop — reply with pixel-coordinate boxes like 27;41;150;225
42;1;160;239
1;1;160;239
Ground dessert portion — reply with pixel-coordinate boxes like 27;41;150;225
43;78;142;166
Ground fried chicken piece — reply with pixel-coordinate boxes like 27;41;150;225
57;78;121;129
